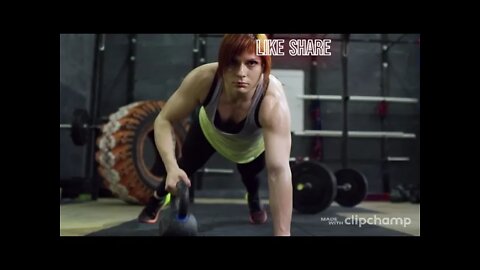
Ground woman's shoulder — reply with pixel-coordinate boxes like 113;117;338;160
265;74;285;99
193;62;218;79
181;62;218;88
259;75;289;125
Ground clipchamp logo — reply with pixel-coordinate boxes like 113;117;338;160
321;215;412;228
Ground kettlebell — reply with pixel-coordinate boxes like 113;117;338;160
159;181;198;236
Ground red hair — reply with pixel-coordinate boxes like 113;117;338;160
217;34;271;88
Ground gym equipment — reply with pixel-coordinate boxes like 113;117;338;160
159;181;198;236
408;186;420;204
297;94;418;103
95;100;189;205
291;161;336;214
60;109;102;146
290;34;418;197
335;168;368;207
291;161;368;214
390;184;420;204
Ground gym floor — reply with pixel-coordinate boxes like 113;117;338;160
60;193;420;236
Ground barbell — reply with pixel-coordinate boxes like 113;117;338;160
60;109;101;146
291;160;368;214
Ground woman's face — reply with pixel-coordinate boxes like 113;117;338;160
223;51;263;95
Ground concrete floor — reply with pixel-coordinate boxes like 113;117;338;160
60;196;420;236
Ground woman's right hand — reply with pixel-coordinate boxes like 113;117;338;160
164;168;191;195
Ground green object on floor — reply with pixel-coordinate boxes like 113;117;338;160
78;193;91;201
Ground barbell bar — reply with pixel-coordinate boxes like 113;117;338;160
290;156;410;163
294;130;416;139
298;94;419;104
60;124;102;129
189;167;236;202
199;168;235;174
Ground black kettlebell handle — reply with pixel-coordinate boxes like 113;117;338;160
176;181;189;220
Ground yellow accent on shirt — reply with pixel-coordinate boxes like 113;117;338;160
198;106;264;164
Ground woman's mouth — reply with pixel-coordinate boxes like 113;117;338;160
235;82;248;87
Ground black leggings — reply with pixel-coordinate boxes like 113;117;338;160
156;117;265;197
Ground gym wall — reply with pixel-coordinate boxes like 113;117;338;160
59;34;96;181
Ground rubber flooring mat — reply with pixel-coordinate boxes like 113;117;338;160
86;202;413;236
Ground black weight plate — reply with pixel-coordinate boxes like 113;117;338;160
335;168;368;207
291;161;336;214
71;109;90;146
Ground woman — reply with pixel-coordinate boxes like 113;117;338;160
138;34;292;236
